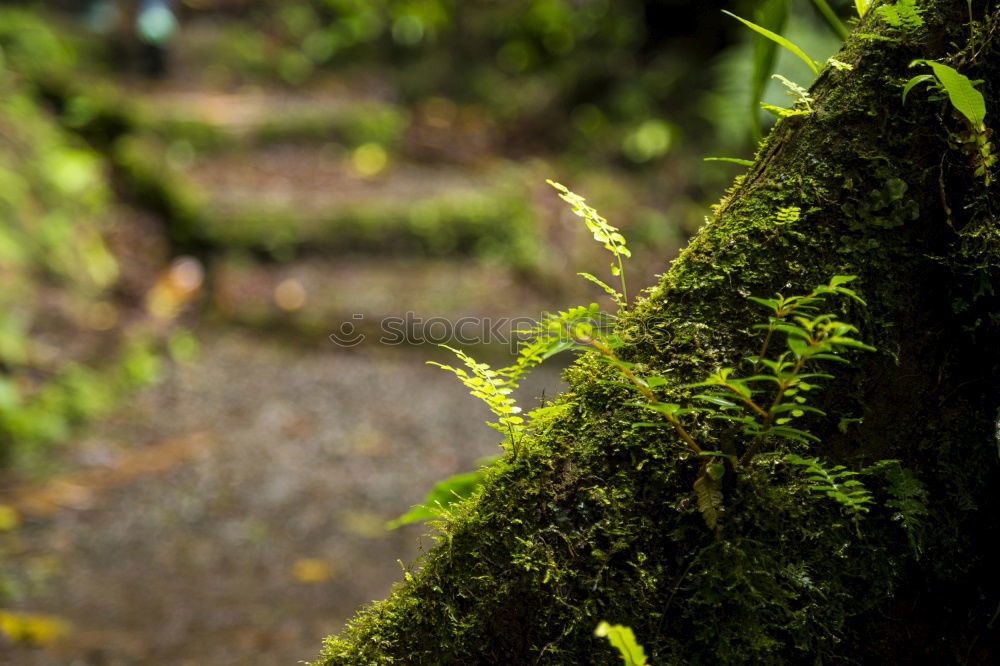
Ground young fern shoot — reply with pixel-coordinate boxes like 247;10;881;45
547;180;631;310
427;346;526;456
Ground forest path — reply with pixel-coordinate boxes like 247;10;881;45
1;67;569;664
3;331;559;665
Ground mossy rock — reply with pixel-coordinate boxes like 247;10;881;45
316;2;1000;663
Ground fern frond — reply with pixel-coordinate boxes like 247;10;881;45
785;454;873;516
877;0;924;29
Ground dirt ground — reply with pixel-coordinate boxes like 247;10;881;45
1;331;562;664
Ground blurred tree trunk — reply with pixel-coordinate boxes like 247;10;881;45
316;2;1000;663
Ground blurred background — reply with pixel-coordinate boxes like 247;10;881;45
0;1;849;663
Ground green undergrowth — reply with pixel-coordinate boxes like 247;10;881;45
197;179;541;267
96;117;547;267
0;34;168;465
0;9;196;467
138;98;409;154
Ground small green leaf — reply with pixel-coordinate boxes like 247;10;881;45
694;393;740;409
386;467;490;529
595;622;649;666
578;272;624;306
902;74;935;104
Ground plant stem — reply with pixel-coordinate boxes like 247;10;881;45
811;0;850;40
616;253;628;311
740;351;808;466
751;325;776;375
585;335;702;455
722;383;770;418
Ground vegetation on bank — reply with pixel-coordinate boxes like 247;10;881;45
0;13;171;466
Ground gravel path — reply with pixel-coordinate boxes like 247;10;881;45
1;330;562;665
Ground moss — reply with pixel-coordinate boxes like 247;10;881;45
317;3;1000;663
141;100;410;152
196;182;540;268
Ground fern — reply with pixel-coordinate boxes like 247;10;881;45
761;75;815;118
775;205;801;224
413;194;883;536
428;346;525;450
876;0;924;29
785;454;874;518
864;461;929;557
547;180;631;308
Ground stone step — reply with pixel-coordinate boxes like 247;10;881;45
133;85;408;151
186;151;539;266
210;256;571;349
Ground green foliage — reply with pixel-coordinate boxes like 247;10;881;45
0;11;176;465
726;0;855;141
184;0;721;164
855;0;871;18
0;56;119;460
908;60;986;130
841;166;919;229
414;186;888;535
704;157;754;166
428;346;528;449
547;180;630;309
867;461;930;557
385;461;496;529
775;205;801;224
784;454;873;518
876;0;925;30
722;10;819;76
761;74;815;117
0;8;80;79
904;60;994;184
595;622;649;666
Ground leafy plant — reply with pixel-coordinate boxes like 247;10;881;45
904;60;995;185
547;180;631;310
400;186;889;536
427;346;528;453
785;453;874;519
905;60;986;129
761;74;815;117
865;461;930;557
385;462;497;529
723;1;857;140
595;622;649;666
876;0;924;30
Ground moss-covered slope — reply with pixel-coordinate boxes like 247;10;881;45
317;2;1000;663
